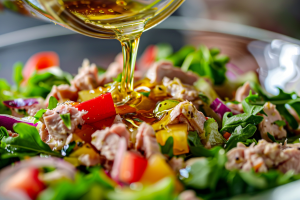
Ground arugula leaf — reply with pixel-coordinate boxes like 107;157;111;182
267;132;278;143
34;109;46;123
274;120;286;127
182;45;228;85
276;105;298;130
113;73;122;82
165;45;195;67
13;62;23;90
22;68;72;98
248;83;300;130
1;123;60;156
221;92;265;133
155;43;173;61
0;126;9;141
199;92;210;104
60;113;71;130
187;131;222;157
242;138;257;146
97;66;106;76
48;96;58;110
204;118;226;146
225;124;257;151
159;137;173;157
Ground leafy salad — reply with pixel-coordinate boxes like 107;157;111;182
0;44;300;200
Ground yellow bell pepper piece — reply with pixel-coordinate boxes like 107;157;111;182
78;87;105;102
156;124;189;155
69;143;98;158
139;154;174;184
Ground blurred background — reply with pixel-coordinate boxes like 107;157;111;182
1;0;300;83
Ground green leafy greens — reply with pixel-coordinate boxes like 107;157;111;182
48;96;58;110
60;113;71;130
1;123;60;157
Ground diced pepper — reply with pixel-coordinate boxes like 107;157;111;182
90;116;116;130
78;88;103;102
3;168;45;199
22;52;59;84
139;154;174;184
119;152;148;184
156;124;189;155
223;132;231;140
74;93;116;123
73;124;96;144
66;143;99;167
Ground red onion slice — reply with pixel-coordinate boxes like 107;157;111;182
3;98;38;109
210;98;232;119
0;114;37;131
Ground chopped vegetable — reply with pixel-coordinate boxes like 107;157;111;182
22;51;59;83
156;124;189;155
3;98;38;109
3;167;45;199
0;114;37;131
210;98;231;119
60;113;71;130
74;93;116;123
204;118;226;146
119;152;148;184
48;96;58;110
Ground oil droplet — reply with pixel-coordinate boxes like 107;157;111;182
102;4;106;7
99;10;104;13
85;19;91;23
116;0;127;6
97;21;101;23
108;9;114;12
91;8;94;10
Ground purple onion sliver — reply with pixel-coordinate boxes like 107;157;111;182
3;98;38;109
226;63;244;75
0;114;37;131
210;98;231;119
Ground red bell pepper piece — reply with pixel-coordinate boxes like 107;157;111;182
74;93;116;123
3;168;45;199
119;152;148;184
22;52;59;84
90;115;116;130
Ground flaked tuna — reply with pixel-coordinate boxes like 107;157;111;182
146;61;198;85
135;122;160;158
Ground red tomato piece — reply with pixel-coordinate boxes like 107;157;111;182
3;168;45;199
22;51;59;81
74;93;116;123
119;152;148;184
90;115;116;130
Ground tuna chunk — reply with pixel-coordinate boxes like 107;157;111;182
225;140;300;173
162;77;198;101
72;59;99;90
169;101;206;137
178;190;201;200
168;157;184;174
146;61;198;85
135;122;160;158
40;104;87;150
235;81;253;102
258;102;287;141
91;124;130;161
45;84;78;104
